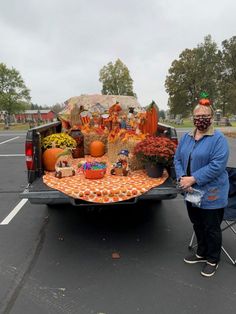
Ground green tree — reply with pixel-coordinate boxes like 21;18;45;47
218;36;236;115
165;35;221;116
0;63;31;115
30;103;48;110
99;59;136;96
159;109;166;120
52;102;64;113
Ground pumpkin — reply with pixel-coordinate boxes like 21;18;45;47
199;98;210;106
42;148;64;171
89;140;105;157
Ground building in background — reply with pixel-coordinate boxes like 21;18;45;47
15;109;57;123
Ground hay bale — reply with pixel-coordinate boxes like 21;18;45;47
107;138;144;170
82;132;108;155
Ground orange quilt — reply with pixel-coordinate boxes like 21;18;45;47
43;156;168;203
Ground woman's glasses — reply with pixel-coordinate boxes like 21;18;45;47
193;115;212;119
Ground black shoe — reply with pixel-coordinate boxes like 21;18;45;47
201;262;218;277
184;254;206;264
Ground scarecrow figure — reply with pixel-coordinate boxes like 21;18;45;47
110;149;130;176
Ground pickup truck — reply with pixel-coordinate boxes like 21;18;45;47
20;121;178;206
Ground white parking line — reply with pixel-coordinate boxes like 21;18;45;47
0;199;28;225
0;154;24;157
0;136;19;145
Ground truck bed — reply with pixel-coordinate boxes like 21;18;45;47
21;176;178;206
21;120;178;206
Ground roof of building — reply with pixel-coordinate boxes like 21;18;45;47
24;109;54;114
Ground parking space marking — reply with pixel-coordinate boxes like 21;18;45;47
0;154;24;157
0;136;19;145
0;199;28;225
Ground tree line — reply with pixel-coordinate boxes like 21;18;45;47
1;34;235;118
165;35;236;116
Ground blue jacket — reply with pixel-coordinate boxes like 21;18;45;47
174;128;229;209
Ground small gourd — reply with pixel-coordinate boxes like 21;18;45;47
42;148;64;171
89;140;105;157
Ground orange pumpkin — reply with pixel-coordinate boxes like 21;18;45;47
42;148;64;171
89;140;105;157
199;98;210;106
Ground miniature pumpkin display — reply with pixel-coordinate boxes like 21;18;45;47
89;140;105;157
42;148;64;171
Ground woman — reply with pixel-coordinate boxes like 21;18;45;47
174;98;229;277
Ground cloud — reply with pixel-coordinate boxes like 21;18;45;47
0;0;235;109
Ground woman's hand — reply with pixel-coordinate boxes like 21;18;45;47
179;176;196;190
184;187;193;192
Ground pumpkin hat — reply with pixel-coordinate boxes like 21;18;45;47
198;92;211;106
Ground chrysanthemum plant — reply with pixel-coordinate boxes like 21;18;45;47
133;136;177;166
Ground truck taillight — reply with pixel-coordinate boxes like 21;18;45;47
25;142;34;170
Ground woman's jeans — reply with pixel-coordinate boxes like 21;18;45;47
186;201;224;264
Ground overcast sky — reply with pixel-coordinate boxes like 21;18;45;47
0;0;235;110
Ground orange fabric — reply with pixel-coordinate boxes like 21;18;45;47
43;155;168;203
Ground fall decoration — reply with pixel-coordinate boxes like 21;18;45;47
42;148;64;171
82;161;107;179
110;149;130;176
42;133;76;149
107;138;143;171
89;140;105;157
43;156;169;203
109;101;122;115
55;150;75;178
108;128;146;143
199;92;211;106
82;132;108;155
133;136;177;166
145;101;158;135
55;149;74;173
69;129;84;158
137;111;147;134
107;129;146;170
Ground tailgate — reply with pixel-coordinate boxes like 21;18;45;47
20;176;177;205
138;176;177;200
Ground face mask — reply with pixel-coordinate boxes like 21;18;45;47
193;117;212;131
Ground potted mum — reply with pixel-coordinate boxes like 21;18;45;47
133;136;177;178
42;133;77;150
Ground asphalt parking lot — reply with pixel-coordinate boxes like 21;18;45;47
0;130;235;314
